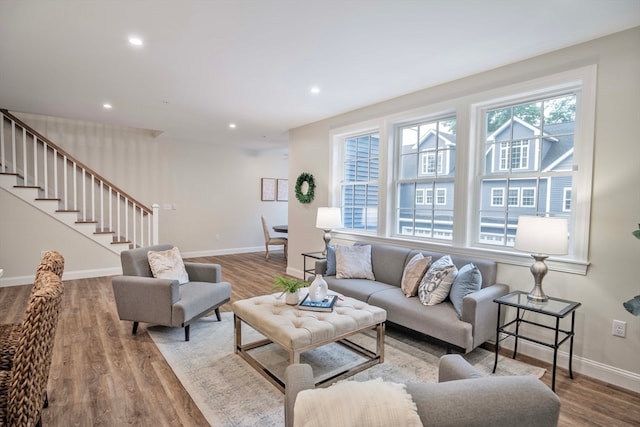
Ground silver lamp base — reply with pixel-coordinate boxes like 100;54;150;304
527;254;550;302
322;230;331;255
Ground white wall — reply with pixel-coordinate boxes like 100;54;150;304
287;27;640;390
0;114;288;282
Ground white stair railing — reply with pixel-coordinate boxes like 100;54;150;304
0;109;159;250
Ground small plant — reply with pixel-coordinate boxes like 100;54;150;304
272;275;307;295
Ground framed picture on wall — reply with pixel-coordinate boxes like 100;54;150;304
277;179;288;201
261;178;276;201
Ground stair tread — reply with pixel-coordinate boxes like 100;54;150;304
36;198;61;201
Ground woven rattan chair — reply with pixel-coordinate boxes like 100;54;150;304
0;251;64;371
0;271;64;427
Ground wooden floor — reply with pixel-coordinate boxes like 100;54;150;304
1;251;638;426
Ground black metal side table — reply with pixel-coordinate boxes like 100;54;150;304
493;290;581;391
301;251;326;281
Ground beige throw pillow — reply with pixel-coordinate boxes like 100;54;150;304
147;246;189;284
401;253;432;297
418;255;458;305
335;245;375;280
294;378;423;427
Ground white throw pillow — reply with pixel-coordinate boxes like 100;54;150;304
418;255;458;306
147;247;189;284
335;245;375;280
294;378;423;427
401;253;432;297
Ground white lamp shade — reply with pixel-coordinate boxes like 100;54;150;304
316;207;342;230
514;216;568;255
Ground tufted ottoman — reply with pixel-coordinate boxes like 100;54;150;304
232;293;386;392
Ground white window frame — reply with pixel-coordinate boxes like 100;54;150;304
521;187;536;207
435;188;446;205
421;151;443;175
507;188;520;207
425;188;433;205
491;188;505;207
416;188;425;205
563;187;572;212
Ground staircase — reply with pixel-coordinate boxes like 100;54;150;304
1;109;158;254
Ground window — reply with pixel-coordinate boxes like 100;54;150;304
491;188;504;206
341;132;379;231
396;117;455;240
563;188;572;212
521;187;536;207
329;66;595;273
478;92;577;248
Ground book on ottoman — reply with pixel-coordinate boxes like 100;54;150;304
298;294;338;312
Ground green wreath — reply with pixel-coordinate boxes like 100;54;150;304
295;172;315;204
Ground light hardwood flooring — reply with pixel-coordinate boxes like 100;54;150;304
0;251;638;426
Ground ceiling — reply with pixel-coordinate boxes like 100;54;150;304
1;1;639;151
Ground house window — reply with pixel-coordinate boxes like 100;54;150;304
521;188;536;207
341;132;379;231
396;117;455;240
563;188;572;212
491;188;504;206
478;91;577;248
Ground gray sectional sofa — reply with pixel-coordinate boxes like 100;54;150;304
315;242;509;353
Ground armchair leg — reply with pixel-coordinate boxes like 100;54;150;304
132;321;139;335
185;324;190;341
215;307;222;321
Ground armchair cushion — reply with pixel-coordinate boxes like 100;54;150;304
147;246;189;284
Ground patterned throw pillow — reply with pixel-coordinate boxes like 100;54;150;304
335;245;375;280
418;255;458;305
147;246;189;284
401;253;432;297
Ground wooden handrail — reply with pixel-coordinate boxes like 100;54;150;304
1;109;152;214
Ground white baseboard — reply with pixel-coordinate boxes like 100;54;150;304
0;266;122;287
500;337;640;393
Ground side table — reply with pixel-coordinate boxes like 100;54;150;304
301;251;326;281
493;290;581;391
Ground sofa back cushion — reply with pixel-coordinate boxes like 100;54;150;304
356;243;413;287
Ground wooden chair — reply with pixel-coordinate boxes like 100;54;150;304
0;271;65;427
261;216;288;260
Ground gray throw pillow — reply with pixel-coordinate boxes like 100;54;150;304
449;263;482;317
326;245;336;276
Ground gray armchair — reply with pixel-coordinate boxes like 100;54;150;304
111;244;232;341
285;354;560;427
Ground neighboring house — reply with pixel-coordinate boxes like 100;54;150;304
398;117;574;244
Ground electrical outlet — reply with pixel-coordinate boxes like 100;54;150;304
612;320;626;337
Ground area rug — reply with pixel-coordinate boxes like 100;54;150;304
148;312;545;427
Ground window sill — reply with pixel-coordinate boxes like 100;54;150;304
331;231;589;275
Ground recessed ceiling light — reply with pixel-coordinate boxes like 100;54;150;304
103;103;112;109
310;86;320;94
229;123;237;129
128;36;143;46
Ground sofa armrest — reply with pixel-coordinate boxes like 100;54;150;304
111;276;179;324
314;260;327;275
184;262;222;283
284;364;314;427
462;283;509;349
438;354;485;382
407;376;560;427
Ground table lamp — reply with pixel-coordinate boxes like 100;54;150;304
514;216;568;302
316;207;342;255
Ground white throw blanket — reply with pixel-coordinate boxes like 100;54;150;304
293;377;423;427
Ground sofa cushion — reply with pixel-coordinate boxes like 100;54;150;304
294;377;423;427
401;254;432;297
368;243;413;287
449;263;482;317
325;277;396;302
418;255;457;306
336;245;375;280
147;246;189;284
